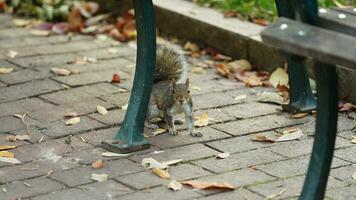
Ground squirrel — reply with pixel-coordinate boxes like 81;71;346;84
146;43;202;137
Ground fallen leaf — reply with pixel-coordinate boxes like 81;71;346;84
350;136;356;144
234;94;247;102
277;128;304;142
213;54;232;61
51;68;71;76
101;152;131;157
91;173;108;182
339;102;356;112
12;19;31;27
30;29;50;36
152;128;167;136
184;42;200;53
269;68;289;88
224;11;237;18
142;158;168;169
290;113;308;119
0;151;14;158
64;112;78;118
257;92;284;105
152;167;170;179
121;104;128;110
161;159;183;166
352;171;356;180
68;7;84;32
192;67;205;74
245;76;264;87
92;160;104;169
226;59;252;73
6;50;18;58
253;18;269;26
215;63;230;78
7;136;17;142
253;135;275;143
0;157;21;164
15;135;31;141
167;180;182;191
181;180;235;190
97;105;108;115
216;152;230;159
0;67;14;74
0;145;17;151
65;117;80;125
111;74;121;83
194;113;210;127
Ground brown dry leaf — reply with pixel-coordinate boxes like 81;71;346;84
0;67;14;74
97;105;108;115
277;128;304;142
226;59;252;73
51;68;71;76
92;160;104;169
0;151;15;158
194;113;210;127
30;29;50;36
64;112;78;118
68;7;84;32
152;167;170;179
215;63;230;78
181;180;235;190
111;73;121;83
245;76;263;87
290;113;308;119
6;50;18;58
269;68;289;88
0;145;17;151
213;54;232;61
253;135;275;143
350;136;356;144
65;117;81;126
167;180;182;191
224;11;237;18
0;157;21;164
216;152;230;159
339;103;356;112
7;136;17;142
253;18;269;26
91;173;108;182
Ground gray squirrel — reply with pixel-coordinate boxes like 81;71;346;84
146;43;202;137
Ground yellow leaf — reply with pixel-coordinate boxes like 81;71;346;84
290;113;308;119
152;167;170;179
152;128;167;136
0;67;14;74
12;19;31;27
0;151;15;158
0;145;17;151
51;68;71;76
96;105;108;115
65;117;80;125
30;29;50;36
194;113;211;127
269;68;289;88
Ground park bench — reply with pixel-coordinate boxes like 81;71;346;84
101;0;356;199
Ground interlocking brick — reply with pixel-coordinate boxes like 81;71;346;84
197;188;264;200
49;159;143;187
40;83;119;105
0;27;31;38
0;115;39;133
37;116;106;138
99;92;130;108
0;69;50;84
76;127;117;146
219;102;279;119
213;114;313;136
78;180;133;198
0;98;55;118
89;109;126;125
12;53;78;68
193;149;285;173
330;165;356;185
326;186;356;200
193;91;238;110
0;79;62;103
130;143;219;163
77;46;136;60
334;146;356;163
0;177;63;200
169;163;212;180
194;108;235;123
115;171;169;190
147;126;231;149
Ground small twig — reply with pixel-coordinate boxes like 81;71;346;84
13;112;31;135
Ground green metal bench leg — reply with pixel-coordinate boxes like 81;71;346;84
102;0;156;153
275;0;316;113
299;63;338;200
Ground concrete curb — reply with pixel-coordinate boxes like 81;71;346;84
95;0;356;103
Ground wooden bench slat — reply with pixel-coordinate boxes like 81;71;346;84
261;17;356;70
319;8;356;36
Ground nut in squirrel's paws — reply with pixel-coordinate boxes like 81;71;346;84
170;130;178;136
190;131;203;137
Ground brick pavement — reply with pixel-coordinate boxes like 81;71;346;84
0;14;355;200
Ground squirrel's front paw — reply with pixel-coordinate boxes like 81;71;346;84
170;130;178;136
190;131;203;137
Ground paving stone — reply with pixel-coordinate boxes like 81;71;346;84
0;79;62;103
197;187;264;200
12;53;78;68
206;131;278;154
0;27;31;39
0;133;28;147
0;14;13;29
326;186;356;200
330;165;356;185
194;149;285;173
0;81;6;87
77;127;118;146
337;115;356;132
37;116;106;138
9;125;50;144
30;97;114;123
169;163;212;180
89;109;126;125
61;148;108;165
115;171;169;190
78;180;133;198
0;155;80;183
147;126;231;149
53;69;130;87
0;115;39;133
213;113;313;136
338;130;355;141
0;98;55;118
0;69;50;84
99;92;130;108
194;108;235;123
193;91;238;110
219;102;280;119
77;46;136;60
334;146;356;163
249;175;346;199
130;143;219;163
256;156;351;179
49;159;143;187
117;186;201;200
0;177;63;200
40;83;119;105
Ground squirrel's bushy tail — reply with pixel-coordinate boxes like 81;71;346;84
154;43;187;84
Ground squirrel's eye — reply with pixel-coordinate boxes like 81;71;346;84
187;90;190;94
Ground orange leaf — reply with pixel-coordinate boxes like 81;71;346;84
224;11;237;18
0;145;17;151
215;63;230;78
68;8;84;32
111;73;121;83
181;180;235;190
92;160;104;169
152;167;170;179
0;151;15;158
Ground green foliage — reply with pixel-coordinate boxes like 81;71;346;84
6;0;80;21
195;0;356;21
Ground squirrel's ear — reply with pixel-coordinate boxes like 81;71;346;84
185;78;190;86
